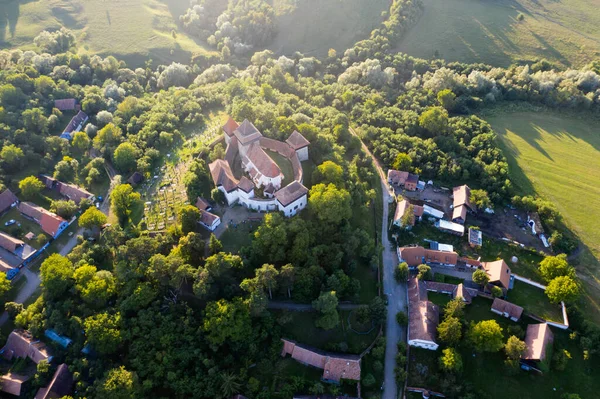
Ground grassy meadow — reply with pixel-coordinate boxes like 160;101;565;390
0;0;218;67
488;111;600;323
268;0;388;57
395;0;600;67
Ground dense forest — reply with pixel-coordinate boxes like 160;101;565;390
1;0;600;398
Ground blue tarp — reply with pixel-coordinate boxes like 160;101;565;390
44;329;72;348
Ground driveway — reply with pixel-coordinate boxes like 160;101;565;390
350;128;405;399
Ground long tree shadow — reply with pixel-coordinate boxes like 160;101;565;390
0;0;21;43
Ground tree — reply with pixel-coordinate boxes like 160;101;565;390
256;264;279;299
220;372;241;399
396;311;408;326
417;264;432;280
444;298;465;320
96;366;138;399
472;269;489;286
79;207;107;230
178;205;200;234
504;335;527;360
71;131;90;154
439;347;462;373
312;291;339;330
93;123;123;153
40;254;74;300
437;89;456;110
53;157;78;182
0;272;10;298
177;232;205;266
308;183;352;225
74;265;116;307
18;176;44;199
546;275;580;304
394;262;409;282
369;296;387;324
110;184;141;224
1;144;24;171
84;312;122;354
437;316;462;346
209;233;223;255
5;302;23;318
553;349;571;371
202;298;252;347
392;152;412;171
279;264;295;298
539;254;575;283
314;161;344;186
419;106;448;135
113;142;138;173
469;189;491;210
50;199;78;219
468;320;504;352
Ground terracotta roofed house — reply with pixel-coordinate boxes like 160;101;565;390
490;298;523;321
523;323;554;362
1;372;29;396
405;173;419;191
54;98;76;111
0;231;24;254
244;143;283;188
234;119;263;149
452;185;474;224
397;246;458;268
407;277;439;350
393;199;423;228
237;176;255;194
199;210;221;232
387;170;409;186
58;182;94;205
275;181;308;217
223;117;240;144
286;130;310;161
1;329;52;364
452;284;473;304
482;259;512;291
34;363;73;399
209;159;240;204
18;202;68;238
195;197;211;212
0;189;18;214
280;339;361;382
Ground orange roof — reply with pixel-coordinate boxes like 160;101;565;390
209;160;239;193
491;298;523;320
483;259;511;289
54;98;76;111
0;231;24;253
224;136;239;167
200;211;220;226
453;283;473;303
408;278;439;344
394;199;423;226
523;323;554;361
18;202;67;237
387;170;409;185
58;182;93;204
286;130;310;150
275;181;308;207
280;339;361;381
0;189;18;213
452;204;468;221
453;185;473;210
237;176;254;193
195;197;210;211
398;246;458;267
223;117;240;137
246;144;282;178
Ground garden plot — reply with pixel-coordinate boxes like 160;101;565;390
142;165;188;232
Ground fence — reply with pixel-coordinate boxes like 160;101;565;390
511;273;569;329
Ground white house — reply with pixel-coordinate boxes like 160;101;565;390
286;130;310;162
199;211;221;231
423;204;444;219
436;219;465;236
243;144;284;189
275;181;308;217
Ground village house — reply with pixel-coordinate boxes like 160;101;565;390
408;277;440;350
490;298;523;321
482;259;512;292
469;227;482;248
195;197;211;212
18;202;68;239
40;175;94;205
54;98;77;111
393;198;424;229
1;330;52;364
210;118;309;217
397;246;458;269
0;231;37;274
199;210;221;231
281;339;361;383
0;188;18;215
387;170;419;191
34;363;73;399
522;323;554;364
59;110;88;140
1;372;29;396
451;185;475;224
435;219;465;236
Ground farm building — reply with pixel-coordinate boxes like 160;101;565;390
127;172;144;186
60;110;88;140
453;283;473;304
387;169;419;191
34;363;73;399
199;211;221;231
469;227;482;247
482;259;512;291
490;298;523;321
195;197;211;212
397;245;458;268
393;198;424;228
422;204;444;219
0;231;37;273
0;189;18;214
40;175;94;205
18;202;68;238
54;98;77;111
522;323;554;362
280;339;361;382
435;219;465;236
452;185;475;224
407;277;439;350
0;373;29;396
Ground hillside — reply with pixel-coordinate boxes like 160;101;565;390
395;0;600;67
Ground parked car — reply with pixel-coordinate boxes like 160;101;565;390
4;219;16;226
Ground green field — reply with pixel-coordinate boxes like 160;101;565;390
268;0;388;57
0;0;217;67
395;0;600;67
488;111;600;322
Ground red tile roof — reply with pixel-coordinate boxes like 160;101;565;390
408;278;439;344
491;298;523;320
483;259;511;289
281;339;361;381
453;185;473;210
394;199;422;226
200;211;220;226
0;231;24;253
234;119;262;145
275;181;308;207
1;329;51;364
453;283;473;303
18;202;67;237
523;323;554;361
223;117;240;137
387;170;409;185
246;144;282;178
1;372;29;396
54;98;76;111
58;182;93;204
398;246;458;267
209;160;239;193
0;189;18;214
286;130;310;150
452;204;468;222
195;197;210;211
237;176;254;193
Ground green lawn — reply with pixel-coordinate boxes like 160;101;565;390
395;0;600;67
219;219;261;254
409;297;600;398
488;110;600;324
0;208;49;249
268;0;389;57
1;0;218;68
264;149;294;188
508;280;563;322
